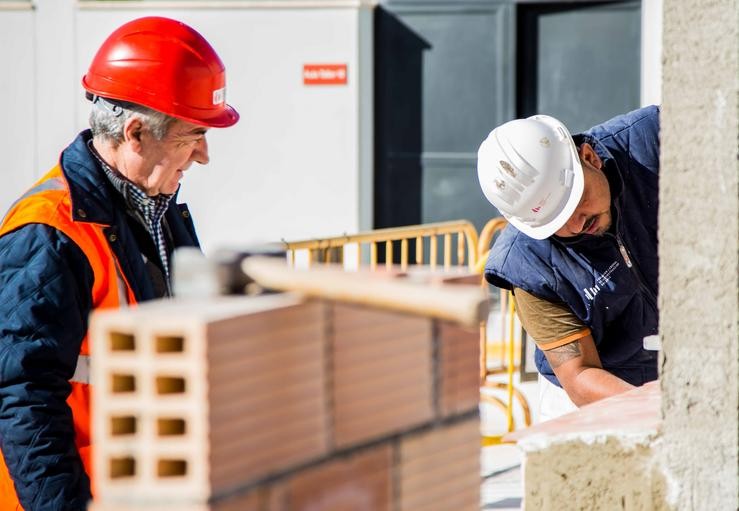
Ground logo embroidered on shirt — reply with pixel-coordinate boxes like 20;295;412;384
583;261;620;301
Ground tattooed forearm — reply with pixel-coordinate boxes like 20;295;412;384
546;340;582;368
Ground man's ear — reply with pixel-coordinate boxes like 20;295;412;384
578;142;603;169
123;117;144;153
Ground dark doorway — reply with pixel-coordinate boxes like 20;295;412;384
517;1;642;132
374;1;641;232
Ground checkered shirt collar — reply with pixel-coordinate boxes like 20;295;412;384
87;139;174;292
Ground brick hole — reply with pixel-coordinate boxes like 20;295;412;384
156;376;186;395
157;459;187;478
111;374;136;393
110;457;135;478
110;332;135;351
155;335;184;353
111;416;136;436
157;418;186;436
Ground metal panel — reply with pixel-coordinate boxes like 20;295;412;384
518;1;642;133
375;0;641;232
391;4;514;153
421;154;498;229
374;3;513;230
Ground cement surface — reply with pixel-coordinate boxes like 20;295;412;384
660;0;739;508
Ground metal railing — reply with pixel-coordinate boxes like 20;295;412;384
284;219;480;272
476;217;533;445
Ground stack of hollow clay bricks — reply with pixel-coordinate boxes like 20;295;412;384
88;272;483;511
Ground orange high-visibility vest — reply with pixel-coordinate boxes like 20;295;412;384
0;164;136;510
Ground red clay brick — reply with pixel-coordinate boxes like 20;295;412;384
91;296;329;505
330;303;434;448
276;445;393;511
398;418;480;511
437;321;481;417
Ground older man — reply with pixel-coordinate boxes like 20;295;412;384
477;106;659;420
0;17;238;509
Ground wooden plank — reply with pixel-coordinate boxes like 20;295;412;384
243;257;489;327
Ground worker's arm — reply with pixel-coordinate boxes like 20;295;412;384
512;288;633;406
0;224;93;510
543;334;633;406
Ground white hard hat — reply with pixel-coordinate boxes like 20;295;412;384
477;114;584;240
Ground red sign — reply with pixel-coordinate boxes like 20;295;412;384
303;64;348;85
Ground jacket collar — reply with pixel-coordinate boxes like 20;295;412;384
59;130;182;226
573;132;625;201
59;130;118;226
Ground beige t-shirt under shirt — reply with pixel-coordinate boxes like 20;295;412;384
512;288;591;350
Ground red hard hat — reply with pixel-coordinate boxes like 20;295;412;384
82;16;239;128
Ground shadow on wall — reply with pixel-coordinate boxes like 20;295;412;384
374;7;430;235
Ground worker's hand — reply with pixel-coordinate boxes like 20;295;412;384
543;334;634;406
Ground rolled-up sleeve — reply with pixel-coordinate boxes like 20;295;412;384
513;287;591;350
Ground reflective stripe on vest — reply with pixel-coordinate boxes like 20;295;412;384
1;177;65;219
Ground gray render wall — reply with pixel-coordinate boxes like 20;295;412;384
659;0;738;508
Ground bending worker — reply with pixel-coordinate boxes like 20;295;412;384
0;17;238;509
477;106;659;420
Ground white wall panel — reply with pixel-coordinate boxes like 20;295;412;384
0;8;35;214
35;0;77;181
75;6;373;252
1;2;373;253
641;0;662;106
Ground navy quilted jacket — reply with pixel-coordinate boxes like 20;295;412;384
0;130;200;509
485;106;660;387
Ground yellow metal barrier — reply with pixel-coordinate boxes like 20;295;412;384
477;217;533;445
474;217;507;275
283;218;531;444
284;220;480;272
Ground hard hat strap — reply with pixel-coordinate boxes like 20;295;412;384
90;94;125;118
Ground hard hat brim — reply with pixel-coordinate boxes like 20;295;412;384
182;104;240;128
83;78;241;128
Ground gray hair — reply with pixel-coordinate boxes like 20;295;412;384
89;96;176;146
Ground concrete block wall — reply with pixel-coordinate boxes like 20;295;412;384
659;0;739;508
521;437;665;511
506;383;666;510
89;292;481;510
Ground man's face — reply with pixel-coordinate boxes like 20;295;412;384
554;144;612;238
134;119;210;196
